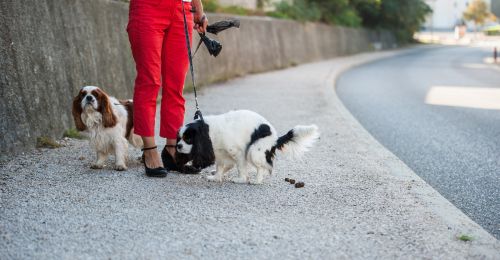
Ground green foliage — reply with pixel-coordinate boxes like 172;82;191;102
307;0;361;26
218;5;253;15
268;0;429;42
268;0;321;22
203;0;264;16
484;25;500;35
203;0;219;12
63;128;86;139
458;234;473;242
349;0;432;42
36;136;61;149
268;0;360;26
331;8;362;27
361;0;431;42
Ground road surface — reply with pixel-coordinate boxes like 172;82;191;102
337;45;500;239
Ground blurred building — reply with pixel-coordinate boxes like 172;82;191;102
493;0;500;17
424;0;495;30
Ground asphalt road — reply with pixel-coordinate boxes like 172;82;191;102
337;45;500;239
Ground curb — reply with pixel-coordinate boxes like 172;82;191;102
327;48;500;255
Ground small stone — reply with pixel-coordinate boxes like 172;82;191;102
78;156;85;160
289;179;296;184
285;178;290;182
295;182;304;188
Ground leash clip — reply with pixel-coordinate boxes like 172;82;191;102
194;110;203;121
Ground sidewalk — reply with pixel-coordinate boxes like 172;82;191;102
1;49;499;259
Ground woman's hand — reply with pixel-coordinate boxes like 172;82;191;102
194;13;208;34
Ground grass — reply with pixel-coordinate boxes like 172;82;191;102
204;0;265;16
63;128;86;139
36;136;62;149
458;234;473;242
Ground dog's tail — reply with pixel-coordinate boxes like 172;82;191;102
266;125;319;162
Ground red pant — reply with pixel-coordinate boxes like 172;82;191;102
127;0;193;139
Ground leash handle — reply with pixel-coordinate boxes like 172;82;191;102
181;1;202;120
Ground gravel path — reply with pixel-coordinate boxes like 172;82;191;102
1;50;499;259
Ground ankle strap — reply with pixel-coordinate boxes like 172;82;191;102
165;144;177;148
141;146;157;151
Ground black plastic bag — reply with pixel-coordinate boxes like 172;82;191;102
199;34;222;57
206;19;240;35
195;19;240;57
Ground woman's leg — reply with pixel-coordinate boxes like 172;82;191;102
128;17;166;168
141;137;162;168
160;2;193;157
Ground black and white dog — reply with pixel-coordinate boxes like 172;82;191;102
176;110;319;184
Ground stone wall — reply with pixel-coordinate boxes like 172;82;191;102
0;0;395;156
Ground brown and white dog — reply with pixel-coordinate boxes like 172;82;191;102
72;86;143;170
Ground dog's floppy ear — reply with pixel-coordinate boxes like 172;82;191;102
191;122;215;169
97;90;117;128
72;91;87;131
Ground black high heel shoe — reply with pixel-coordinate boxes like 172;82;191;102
161;145;201;174
142;146;168;178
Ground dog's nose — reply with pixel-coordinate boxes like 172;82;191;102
86;96;93;102
177;144;183;150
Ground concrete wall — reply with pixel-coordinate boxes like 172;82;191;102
0;0;135;157
0;0;395;156
191;15;395;87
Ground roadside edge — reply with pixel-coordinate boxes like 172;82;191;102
328;47;500;256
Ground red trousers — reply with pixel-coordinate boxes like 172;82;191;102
127;0;193;139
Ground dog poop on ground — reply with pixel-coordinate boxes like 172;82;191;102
295;182;305;188
285;177;304;188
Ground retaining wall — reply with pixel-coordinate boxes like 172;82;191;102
0;0;396;156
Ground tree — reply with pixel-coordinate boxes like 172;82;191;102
463;0;495;30
270;0;431;42
352;0;431;42
307;0;362;26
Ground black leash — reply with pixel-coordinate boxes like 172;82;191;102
181;0;203;121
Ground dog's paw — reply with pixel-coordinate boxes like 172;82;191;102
207;175;222;182
232;176;249;184
114;164;127;171
90;163;104;169
249;180;263;185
